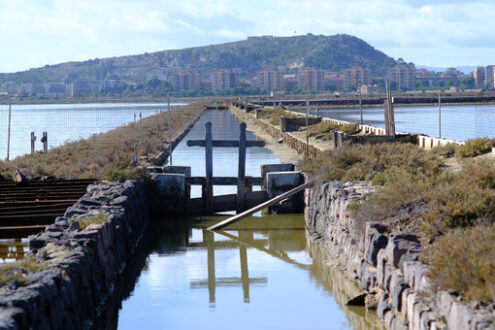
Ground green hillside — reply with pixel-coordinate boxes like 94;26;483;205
0;34;398;84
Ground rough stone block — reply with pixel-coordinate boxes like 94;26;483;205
364;222;389;266
377;292;392;319
376;249;388;289
391;274;407;312
385;234;420;268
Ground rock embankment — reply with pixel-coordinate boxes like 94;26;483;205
305;181;495;330
0;180;149;330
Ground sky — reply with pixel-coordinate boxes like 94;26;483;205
1;0;495;73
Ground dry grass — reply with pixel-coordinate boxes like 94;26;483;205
73;214;109;230
422;224;495;303
0;102;205;180
308;121;361;140
0;257;50;286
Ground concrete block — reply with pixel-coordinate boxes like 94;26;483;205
266;171;304;213
163;166;191;177
153;173;186;213
261;164;295;189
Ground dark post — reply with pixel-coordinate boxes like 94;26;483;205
205;230;216;304
438;92;442;139
237;123;247;213
6;102;11;161
30;132;36;155
205;122;213;213
239;231;250;302
168;96;173;165
358;85;363;125
280;115;287;132
305;98;309;157
41;132;48;153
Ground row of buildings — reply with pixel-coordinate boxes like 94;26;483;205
0;65;471;97
473;65;495;88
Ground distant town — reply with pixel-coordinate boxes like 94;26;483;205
1;64;491;100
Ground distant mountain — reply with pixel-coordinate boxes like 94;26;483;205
0;34;399;84
456;66;477;75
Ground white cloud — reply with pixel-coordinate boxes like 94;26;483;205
1;0;495;71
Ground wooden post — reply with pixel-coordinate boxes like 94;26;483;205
438;92;442;139
358;85;363;125
6;102;11;161
205;230;216;304
30;132;36;155
305;98;309;157
205;122;213;213
239;231;250;302
168;96;173;165
384;81;390;136
41;132;48;153
237;123;246;213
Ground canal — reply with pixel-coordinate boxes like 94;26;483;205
94;110;383;330
308;104;495;142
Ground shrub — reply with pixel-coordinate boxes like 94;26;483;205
432;143;457;158
308;121;340;139
340;122;361;134
422;224;495;303
457;138;495;158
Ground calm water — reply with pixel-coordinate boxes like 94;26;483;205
0;102;185;159
311;104;495;142
106;110;383;330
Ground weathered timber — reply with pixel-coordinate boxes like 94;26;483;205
205;122;213;213
208;181;313;230
186;190;267;215
187;140;265;147
237;123;247;213
186;176;263;186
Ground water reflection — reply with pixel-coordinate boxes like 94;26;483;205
0;239;28;263
108;216;383;330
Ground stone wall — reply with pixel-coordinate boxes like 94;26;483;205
0;180;150;330
230;105;323;157
305;181;495;330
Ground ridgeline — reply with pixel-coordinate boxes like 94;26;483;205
0;34;398;84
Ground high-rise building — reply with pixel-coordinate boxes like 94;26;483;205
257;69;283;91
388;65;416;90
297;68;324;91
473;67;485;87
171;71;199;91
485;65;494;87
343;67;371;88
211;70;240;92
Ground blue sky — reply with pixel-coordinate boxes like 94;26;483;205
1;0;494;73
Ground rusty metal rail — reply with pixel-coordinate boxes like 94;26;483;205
0;179;94;238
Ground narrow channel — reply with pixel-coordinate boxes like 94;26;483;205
95;110;383;330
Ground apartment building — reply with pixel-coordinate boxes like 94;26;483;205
171;70;200;92
257;69;283;91
343;67;371;88
388;65;416;90
211;70;240;92
297;68;324;91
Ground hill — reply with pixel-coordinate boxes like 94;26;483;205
0;34;398;84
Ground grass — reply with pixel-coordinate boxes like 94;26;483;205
0;257;50;287
308;121;361;141
256;107;302;125
421;224;495;303
74;214;109;230
0;102;205;180
457;138;495;158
